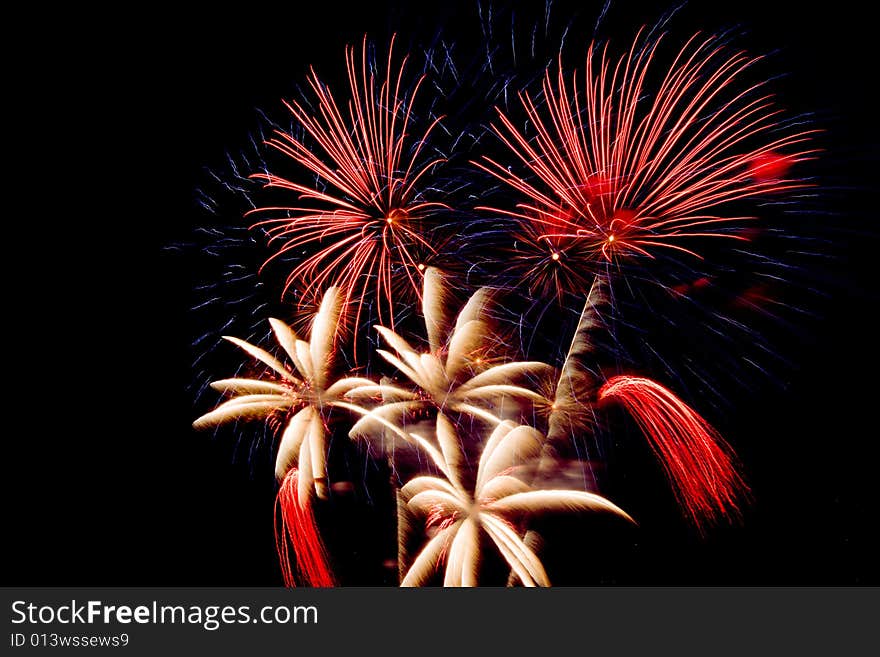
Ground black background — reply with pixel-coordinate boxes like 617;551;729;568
8;0;878;586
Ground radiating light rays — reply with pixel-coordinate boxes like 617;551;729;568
347;267;554;436
192;270;754;586
193;287;374;586
193;287;382;586
475;31;818;299
398;419;633;586
500;219;596;304
248;36;449;333
194;287;372;498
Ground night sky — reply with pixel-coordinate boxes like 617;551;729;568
8;0;878;586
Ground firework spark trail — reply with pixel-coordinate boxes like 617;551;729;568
248;36;449;333
507;277;607;585
598;375;749;532
542;277;608;452
275;468;335;587
474;30;817;298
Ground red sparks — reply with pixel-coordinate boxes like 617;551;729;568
275;468;336;587
476;31;817;287
748;151;795;181
598;375;749;532
503;218;596;303
249;36;447;330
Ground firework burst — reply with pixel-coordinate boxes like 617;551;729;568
193;287;374;585
193;287;373;494
398;417;633;586
475;30;817;298
249;36;448;332
347;267;554;434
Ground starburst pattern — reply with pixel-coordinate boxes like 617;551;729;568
348;267;554;433
248;36;448;331
476;31;817;297
194;286;371;496
398;416;633;586
193;287;373;586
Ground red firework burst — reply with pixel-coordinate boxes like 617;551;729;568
249;36;447;330
475;31;817;294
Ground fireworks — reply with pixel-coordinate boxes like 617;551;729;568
192;20;817;586
599;375;749;532
348;267;553;433
398;417;632;586
249;36;448;331
475;31;816;298
193;287;372;585
193;286;372;495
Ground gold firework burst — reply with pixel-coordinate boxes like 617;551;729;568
193;286;372;501
398;416;633;586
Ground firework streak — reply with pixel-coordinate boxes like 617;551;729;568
276;468;335;587
599;376;749;533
